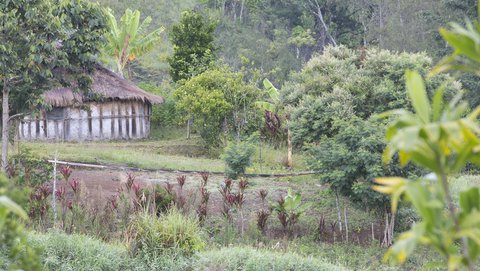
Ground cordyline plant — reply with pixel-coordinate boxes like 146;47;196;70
256;189;270;234
373;70;480;270
29;183;50;229
60;165;72;182
197;174;210;223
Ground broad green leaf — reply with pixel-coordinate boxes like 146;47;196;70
385;222;426;264
432;87;445;122
255;101;276;112
459;187;480;213
262;78;280;102
405;70;430;123
0;196;27;219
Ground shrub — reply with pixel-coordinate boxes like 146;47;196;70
222;136;257;179
9;147;52;186
129;208;204;255
144;184;174;215
194;246;348;271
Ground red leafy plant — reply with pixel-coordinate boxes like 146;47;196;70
60;165;73;182
197;176;210;223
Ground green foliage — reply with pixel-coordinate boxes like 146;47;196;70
431;3;480;76
103;8;164;77
168;10;217;82
0;0;107;112
374;70;480;270
222;135;257;179
130;208;205;255
0;175;41;271
9;147;52;187
26;232;130;271
10;231;192;271
174;67;258;146
139;82;180;127
284;46;460;146
272;188;311;231
151;184;174;214
194;246;347;271
307;116;421;208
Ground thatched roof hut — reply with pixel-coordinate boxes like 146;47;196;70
19;65;164;141
42;65;164;107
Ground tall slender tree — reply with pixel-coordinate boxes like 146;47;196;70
168;10;217;83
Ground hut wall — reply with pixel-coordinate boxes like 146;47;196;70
18;101;152;141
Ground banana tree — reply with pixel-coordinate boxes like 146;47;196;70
104;8;164;78
256;79;293;168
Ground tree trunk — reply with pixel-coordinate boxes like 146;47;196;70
381;207;395;247
308;0;337;50
378;0;384;47
2;82;9;173
335;189;343;233
186;118;191;139
287;128;293;168
223;116;228;146
239;0;245;23
344;205;349;243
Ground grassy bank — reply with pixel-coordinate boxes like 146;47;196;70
18;127;306;173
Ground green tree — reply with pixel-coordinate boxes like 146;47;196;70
104;8;164;78
168;10;217;83
174;67;257;146
283;46;460;147
0;0;107;172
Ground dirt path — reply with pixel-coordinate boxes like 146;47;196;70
68;168;293;215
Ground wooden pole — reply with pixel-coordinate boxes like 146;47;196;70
52;151;58;226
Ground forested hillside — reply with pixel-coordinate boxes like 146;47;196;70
5;1;480;270
95;0;477;86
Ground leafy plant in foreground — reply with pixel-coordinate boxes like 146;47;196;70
0;182;41;271
374;70;480;270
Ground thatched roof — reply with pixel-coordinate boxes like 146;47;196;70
43;65;164;107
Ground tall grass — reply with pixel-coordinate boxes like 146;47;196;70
129;208;205;255
26;231;130;271
194;246;349;271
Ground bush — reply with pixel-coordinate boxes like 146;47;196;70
138;82;180;127
142;184;174;215
129;208;204;255
194;246;348;271
222;136;257;179
9;147;52;186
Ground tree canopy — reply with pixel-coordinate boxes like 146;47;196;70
0;0;107;170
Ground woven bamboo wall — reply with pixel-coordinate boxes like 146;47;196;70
18;101;152;141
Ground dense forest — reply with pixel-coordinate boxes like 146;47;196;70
96;0;477;85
